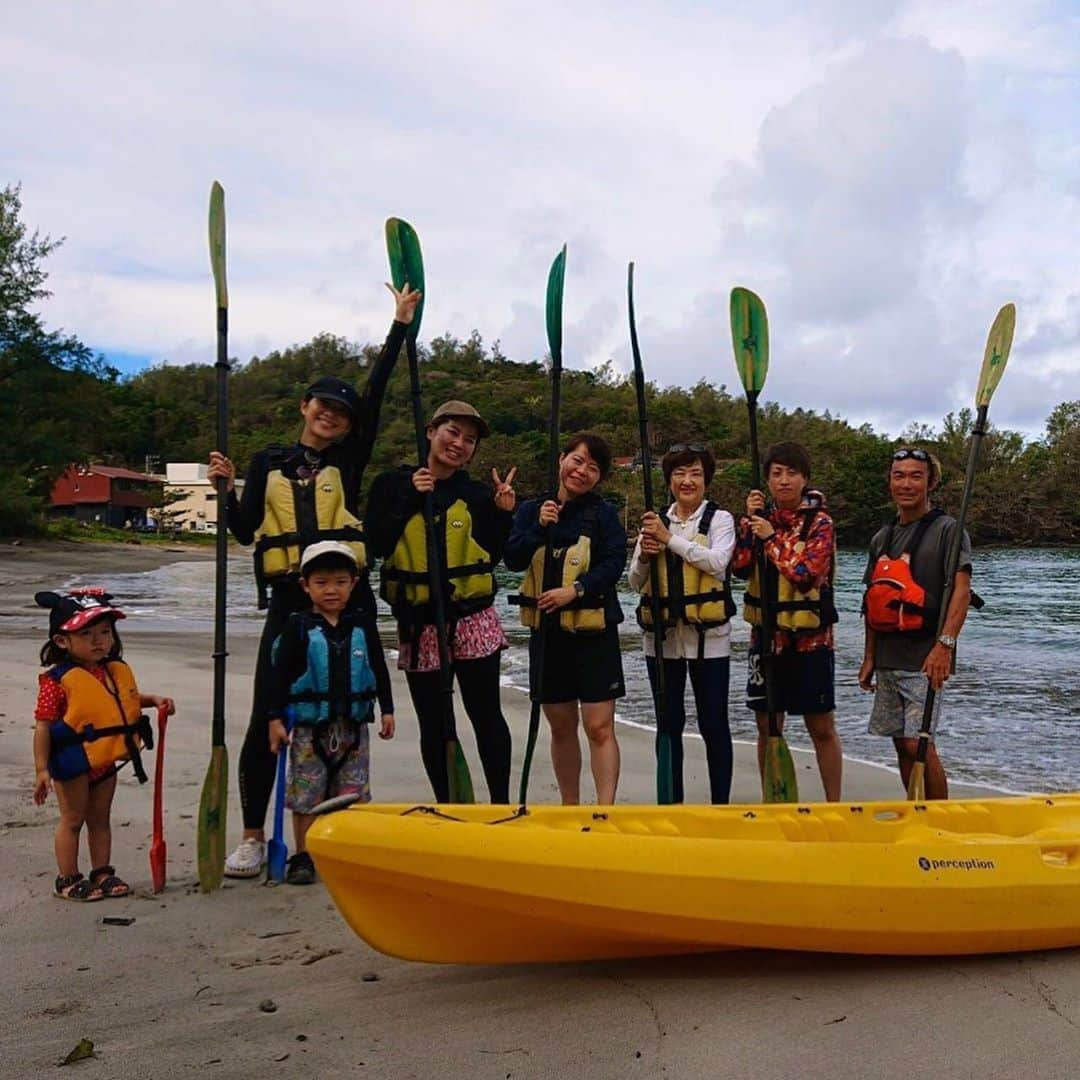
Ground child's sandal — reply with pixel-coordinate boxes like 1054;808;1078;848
89;865;131;899
54;873;104;902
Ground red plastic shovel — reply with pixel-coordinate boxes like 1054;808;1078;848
150;704;169;893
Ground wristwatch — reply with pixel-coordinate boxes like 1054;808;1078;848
573;580;585;599
937;634;956;649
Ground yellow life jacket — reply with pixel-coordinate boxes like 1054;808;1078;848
380;497;496;617
253;453;366;605
45;661;152;783
515;502;607;634
743;506;837;633
637;502;735;632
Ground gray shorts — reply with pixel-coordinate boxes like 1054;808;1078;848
868;669;942;739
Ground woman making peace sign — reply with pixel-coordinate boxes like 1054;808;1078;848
368;401;517;803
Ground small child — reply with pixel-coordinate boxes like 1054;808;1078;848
267;542;394;885
32;589;175;901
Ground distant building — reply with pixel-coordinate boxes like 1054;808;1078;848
163;463;243;533
49;464;161;528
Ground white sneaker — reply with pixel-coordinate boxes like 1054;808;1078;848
224;838;266;879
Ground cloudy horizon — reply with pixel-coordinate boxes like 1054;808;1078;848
5;1;1077;440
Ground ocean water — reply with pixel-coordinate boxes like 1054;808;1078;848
48;548;1080;795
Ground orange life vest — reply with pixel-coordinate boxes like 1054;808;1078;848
864;510;942;634
44;661;152;784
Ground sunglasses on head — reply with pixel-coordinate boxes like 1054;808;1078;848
892;448;930;463
667;443;707;454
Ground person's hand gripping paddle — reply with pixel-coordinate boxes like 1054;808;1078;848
628;262;673;804
149;703;170;894
386;217;474;803
517;245;565;805
731;286;798;803
198;180;231;889
907;303;1015;801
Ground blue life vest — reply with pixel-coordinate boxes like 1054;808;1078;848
275;615;377;725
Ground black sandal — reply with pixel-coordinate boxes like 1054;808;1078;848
90;865;131;899
54;873;104;902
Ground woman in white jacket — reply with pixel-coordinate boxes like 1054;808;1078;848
630;444;736;803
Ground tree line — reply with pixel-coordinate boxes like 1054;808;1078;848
4;182;1079;544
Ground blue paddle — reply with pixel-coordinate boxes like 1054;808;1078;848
267;717;290;883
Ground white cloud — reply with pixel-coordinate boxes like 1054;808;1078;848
4;1;1077;438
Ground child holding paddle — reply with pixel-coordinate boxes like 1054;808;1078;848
207;281;419;879
266;542;394;885
32;589;176;901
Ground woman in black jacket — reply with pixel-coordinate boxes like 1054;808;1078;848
505;433;626;804
367;400;517;803
206;282;419;878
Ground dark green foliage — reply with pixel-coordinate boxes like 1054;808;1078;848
4;185;1079;543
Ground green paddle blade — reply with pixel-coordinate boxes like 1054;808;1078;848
546;245;567;364
447;740;476;804
976;302;1016;408
197;744;228;892
762;735;799;804
208;182;228;310
385;217;426;338
730;287;769;394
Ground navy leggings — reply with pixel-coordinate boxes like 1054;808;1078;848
645;655;732;804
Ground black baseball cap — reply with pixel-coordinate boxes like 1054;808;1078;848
304;376;361;419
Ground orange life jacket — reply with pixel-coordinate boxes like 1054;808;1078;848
44;661;152;784
864;510;942;634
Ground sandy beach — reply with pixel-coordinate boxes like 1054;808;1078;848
0;545;1076;1077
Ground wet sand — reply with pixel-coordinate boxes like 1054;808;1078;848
0;546;1076;1077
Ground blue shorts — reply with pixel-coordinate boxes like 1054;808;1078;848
746;645;835;717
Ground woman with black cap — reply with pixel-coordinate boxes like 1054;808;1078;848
367;399;517;803
207;282;419;878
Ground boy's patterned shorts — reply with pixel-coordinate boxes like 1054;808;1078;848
286;720;370;813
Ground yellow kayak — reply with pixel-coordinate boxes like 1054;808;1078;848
307;795;1080;964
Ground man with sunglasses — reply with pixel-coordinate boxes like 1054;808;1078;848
858;447;972;799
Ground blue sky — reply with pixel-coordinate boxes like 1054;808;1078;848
4;1;1078;438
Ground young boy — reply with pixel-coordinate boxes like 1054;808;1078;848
267;541;394;884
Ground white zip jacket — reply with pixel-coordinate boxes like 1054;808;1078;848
628;499;736;660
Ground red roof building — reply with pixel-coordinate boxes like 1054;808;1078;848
50;465;162;528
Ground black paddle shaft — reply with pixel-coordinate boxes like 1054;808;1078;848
746;393;781;735
211;306;229;747
517;341;563;805
406;339;455;710
627;265;668;765
914;403;987;765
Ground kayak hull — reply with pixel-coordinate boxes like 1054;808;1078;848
307;795;1080;964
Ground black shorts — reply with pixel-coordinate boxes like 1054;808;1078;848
746;645;835;717
529;625;626;705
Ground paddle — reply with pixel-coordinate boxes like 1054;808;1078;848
907;303;1015;801
385;217;475;804
149;703;169;894
267;717;289;883
197;180;230;890
730;286;798;804
517;245;566;805
627;263;673;804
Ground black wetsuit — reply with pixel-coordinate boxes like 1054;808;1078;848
225;319;406;830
